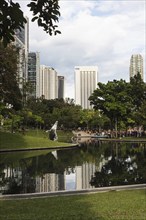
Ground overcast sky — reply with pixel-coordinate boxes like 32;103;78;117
19;0;145;99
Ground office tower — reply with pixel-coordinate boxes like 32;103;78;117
35;173;65;192
15;17;29;54
14;17;29;87
58;76;65;99
75;66;98;109
28;52;40;98
76;162;96;190
129;54;144;80
39;65;58;100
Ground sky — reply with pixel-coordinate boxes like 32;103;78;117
18;0;145;99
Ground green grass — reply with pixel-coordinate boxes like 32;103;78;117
0;130;74;151
0;189;146;220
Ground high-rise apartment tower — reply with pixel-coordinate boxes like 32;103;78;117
75;66;98;109
129;54;144;80
39;65;58;100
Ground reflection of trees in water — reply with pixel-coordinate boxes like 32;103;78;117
0;142;146;194
0;162;36;194
90;142;146;187
3;179;23;194
0;147;88;194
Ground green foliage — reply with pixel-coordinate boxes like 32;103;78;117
133;100;146;128
130;73;146;110
56;105;82;129
1;73;145;133
0;42;22;110
89;80;132;129
27;0;61;35
18;109;44;128
89;78;146;131
0;0;26;46
129;74;146;128
0;0;61;46
26;98;82;129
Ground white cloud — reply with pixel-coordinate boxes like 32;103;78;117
19;0;145;98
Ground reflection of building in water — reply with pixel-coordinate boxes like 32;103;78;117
35;173;65;192
76;162;96;189
0;167;22;193
98;155;110;172
0;166;65;194
3;167;22;180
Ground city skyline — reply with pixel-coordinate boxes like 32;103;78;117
18;0;145;99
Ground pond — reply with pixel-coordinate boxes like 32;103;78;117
0;139;146;195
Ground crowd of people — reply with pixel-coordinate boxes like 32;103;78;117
76;127;146;138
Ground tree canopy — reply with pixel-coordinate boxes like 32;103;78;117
89;80;132;130
89;77;146;133
25;97;82;129
0;0;61;46
129;73;146;110
0;42;22;110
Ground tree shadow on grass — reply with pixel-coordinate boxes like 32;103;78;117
0;131;27;150
0;194;105;220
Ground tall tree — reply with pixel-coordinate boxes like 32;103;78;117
89;80;132;136
132;100;146;129
0;42;22;110
0;0;61;46
130;73;146;110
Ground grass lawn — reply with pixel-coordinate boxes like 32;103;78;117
0;130;74;151
0;189;146;220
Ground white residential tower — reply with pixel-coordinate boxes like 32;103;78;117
75;66;98;109
39;65;58;100
129;54;144;80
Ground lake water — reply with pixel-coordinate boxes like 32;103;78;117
0;139;146;195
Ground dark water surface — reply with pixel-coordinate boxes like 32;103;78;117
0;139;146;195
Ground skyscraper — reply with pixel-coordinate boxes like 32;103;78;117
75;66;98;109
14;17;29;91
58;76;65;99
39;65;58;100
15;16;29;55
129;54;144;80
28;52;40;98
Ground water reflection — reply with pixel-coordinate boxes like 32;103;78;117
0;140;146;195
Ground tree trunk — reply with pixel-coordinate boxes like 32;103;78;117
115;117;118;138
